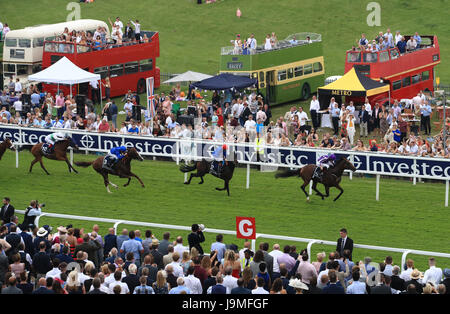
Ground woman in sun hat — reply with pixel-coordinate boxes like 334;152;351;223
288;278;309;294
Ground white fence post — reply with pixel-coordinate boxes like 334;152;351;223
307;240;319;263
15;147;19;168
70;147;73;166
413;159;417;185
401;250;412;271
114;221;124;235
309;180;312;196
446;180;449;207
376;174;380;201
246;164;250;189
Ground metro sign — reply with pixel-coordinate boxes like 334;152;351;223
236;217;256;239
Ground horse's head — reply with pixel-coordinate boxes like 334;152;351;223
127;147;144;161
64;136;79;150
342;157;356;172
5;137;15;150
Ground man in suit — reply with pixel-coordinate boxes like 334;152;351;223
1;197;14;224
32;278;55;294
336;228;353;261
103;228;117;259
321;270;345;294
74;234;101;269
188;224;205;256
259;242;274;280
391;265;406;292
231;278;251;294
370;274;393;294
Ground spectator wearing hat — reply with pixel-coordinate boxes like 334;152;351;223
288;278;309;294
150;239;164;270
405;269;423;294
33;227;51;253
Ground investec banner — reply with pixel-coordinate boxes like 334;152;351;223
1;125;450;180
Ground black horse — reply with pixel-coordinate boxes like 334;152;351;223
275;157;356;201
180;152;237;196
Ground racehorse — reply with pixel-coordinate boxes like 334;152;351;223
0;137;15;161
29;138;79;175
275;157;356;201
74;147;145;193
179;151;237;196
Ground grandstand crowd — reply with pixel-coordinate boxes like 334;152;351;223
0;204;448;295
1;78;449;159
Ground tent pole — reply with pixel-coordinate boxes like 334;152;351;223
99;79;102;108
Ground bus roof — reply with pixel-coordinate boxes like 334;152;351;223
4;19;109;39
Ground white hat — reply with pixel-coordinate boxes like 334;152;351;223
288;278;309;290
37;227;48;237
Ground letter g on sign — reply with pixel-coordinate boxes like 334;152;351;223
236;217;256;239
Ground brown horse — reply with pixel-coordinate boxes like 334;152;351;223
29;138;79;175
74;147;145;193
275;157;356;201
0;137;15;161
180;152;238;196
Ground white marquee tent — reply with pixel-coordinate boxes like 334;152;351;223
162;70;213;84
28;56;101;100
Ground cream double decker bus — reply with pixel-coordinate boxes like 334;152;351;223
2;19;108;86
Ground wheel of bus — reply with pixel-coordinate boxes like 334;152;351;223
137;79;146;95
301;83;311;100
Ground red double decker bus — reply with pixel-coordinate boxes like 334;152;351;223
41;30;160;99
345;35;440;105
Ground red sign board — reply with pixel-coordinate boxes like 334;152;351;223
236;217;256;239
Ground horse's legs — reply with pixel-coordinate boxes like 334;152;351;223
199;175;204;184
300;180;310;201
184;173;196;185
101;172;112;193
38;158;50;175
123;177;132;187
333;184;344;202
130;172;145;188
312;181;325;200
324;185;330;198
29;158;39;173
65;157;78;174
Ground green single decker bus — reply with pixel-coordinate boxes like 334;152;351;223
220;33;324;105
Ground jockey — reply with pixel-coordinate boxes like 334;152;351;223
210;144;228;177
104;145;127;170
313;153;336;180
44;132;70;153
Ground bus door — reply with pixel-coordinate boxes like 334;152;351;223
266;70;276;104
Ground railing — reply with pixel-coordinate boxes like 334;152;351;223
15;210;450;271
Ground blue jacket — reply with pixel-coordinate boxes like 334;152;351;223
110;146;127;159
322;282;345;294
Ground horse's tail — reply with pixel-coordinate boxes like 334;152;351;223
74;161;94;168
275;169;299;179
179;163;197;173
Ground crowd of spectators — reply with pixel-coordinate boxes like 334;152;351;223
353;28;424;54
1;206;448;295
1;80;449;159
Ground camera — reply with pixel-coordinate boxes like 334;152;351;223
198;224;205;231
41;203;46;207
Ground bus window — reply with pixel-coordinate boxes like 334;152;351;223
259;71;264;82
294;66;303;77
33;38;45;47
402;76;411;87
17;65;29;75
313;62;323;72
379;51;389;62
287;68;294;79
139;59;153;72
3;64;16;74
45;36;56;42
32;64;42;74
422;71;429;81
393;80;402;90
5;38;17;47
277;69;287;81
110;64;124;77
125;61;139;74
94;66;109;79
10;49;25;59
304;64;312;75
412;74;421;84
390;49;399;60
44;42;57;53
251;72;258;79
76;44;90;53
347;52;361;62
18;39;31;48
363;52;378;63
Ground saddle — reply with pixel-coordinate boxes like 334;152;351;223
41;143;54;156
103;155;117;172
210;161;223;178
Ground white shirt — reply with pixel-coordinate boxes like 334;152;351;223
395;34;403;45
78;272;91;284
232;103;240;118
406;144;419;154
347;105;355;115
89;283;110;294
15;82;22;92
173;243;189;257
317;269;330;288
297;111;308;126
222;275;238;294
124;102;133;113
114;20;124;31
45;268;61;279
269;249;284;273
13;100;22;111
247;38;257;49
364;103;372;115
109;280;129;294
400;268;413;281
104;272;124;288
166;261;184;278
244;119;256;132
90;80;98;89
184;274;202;294
422;266;443;287
252;287;269;294
310;99;320;111
131;21;141;33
